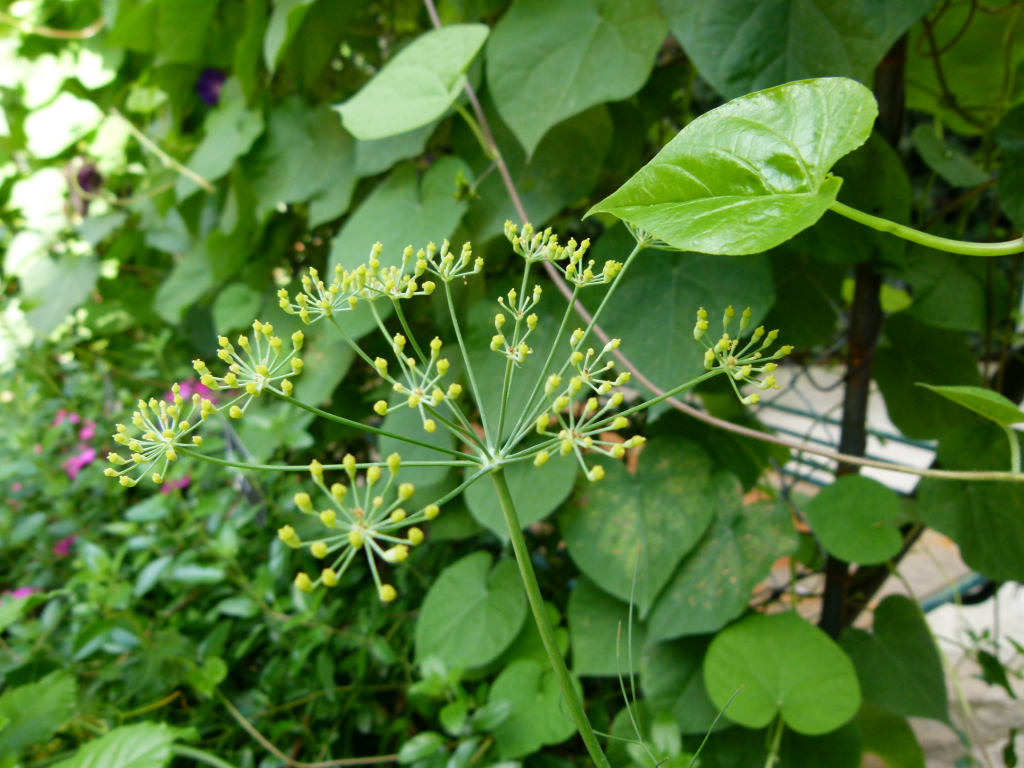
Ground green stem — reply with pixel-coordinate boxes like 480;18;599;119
830;200;1024;256
176;448;477;472
171;745;238;768
392;299;428;365
490;468;612;768
763;715;784;768
587;369;722;430
444;280;492;449
1005;424;1022;473
578;242;644;346
274;394;471;460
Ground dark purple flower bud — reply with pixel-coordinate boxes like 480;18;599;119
77;164;102;194
196;68;227;107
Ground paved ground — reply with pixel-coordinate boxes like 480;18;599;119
745;366;1024;766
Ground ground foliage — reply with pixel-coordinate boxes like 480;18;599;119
1;1;1024;767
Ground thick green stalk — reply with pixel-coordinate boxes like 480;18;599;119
830;201;1024;256
490;469;612;768
1005;424;1022;473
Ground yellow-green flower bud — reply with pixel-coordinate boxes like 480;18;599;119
349;529;364;548
379;584;397;602
611;444;626;458
536;414;549;433
320;509;337;528
588;465;605;481
374;400;388;416
343;454;356;474
104;468;118;477
278;525;301;548
398;482;415;500
436;358;450;375
291;357;303;372
424;504;440;520
389;509;406;523
310;460;323;480
408;527;424;545
281;380;293;395
294;492;313;513
311;541;328;558
612;416;629;430
192;435;203;446
321;568;339;587
120;475;137;487
555;395;570;410
384;545;409;563
534;450;549;467
560;439;573;456
387;453;401;474
423;419;436;433
407;393;420;408
229;405;243;419
294;572;314;592
367;465;381;484
292;331;304;350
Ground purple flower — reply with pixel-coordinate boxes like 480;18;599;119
166;378;216;403
77;164;102;194
79;421;96;441
7;587;40;599
196;69;227;107
53;535;77;557
63;447;97;480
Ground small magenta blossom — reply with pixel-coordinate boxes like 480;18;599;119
7;587;40;599
166;378;215;404
63;447;97;479
53;535;77;557
53;410;81;427
160;476;191;494
79;421;96;441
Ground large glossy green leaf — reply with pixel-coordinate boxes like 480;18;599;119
874;314;983;440
51;722;190;768
0;671;76;757
487;659;580;758
486;0;665;155
660;0;938;99
465;447;577;539
906;3;1024;136
588;78;877;255
703;611;861;735
596;248;773;388
641;636;727;735
917;384;1024;426
567;576;646;678
647;479;797;642
414;552;527;668
802;475;904;565
336;25;489;140
917;479;1024;581
839;595;948;723
558;437;717;617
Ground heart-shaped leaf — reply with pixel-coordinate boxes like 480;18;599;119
336;24;489;141
642;637;727;735
486;0;665;155
916;384;1024;427
465;445;577;540
487;659;580;758
415;552;527;669
802;475;904;565
558;437;718;617
840;595;948;723
647;481;798;642
567;576;646;678
587;78;878;255
704;611;861;735
917;479;1024;582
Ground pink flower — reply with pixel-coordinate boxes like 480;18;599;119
68;413;80;425
160;476;192;494
167;378;215;403
7;587;40;599
79;421;96;441
33;444;42;454
52;535;77;557
63;447;97;479
11;482;21;492
53;408;67;426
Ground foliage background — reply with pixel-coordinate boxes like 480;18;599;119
1;0;1024;767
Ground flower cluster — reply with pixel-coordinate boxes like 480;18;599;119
193;321;305;416
694;306;791;405
504;221;621;288
533;331;642;481
280;453;440;601
105;387;206;487
489;285;542;365
371;334;462;433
